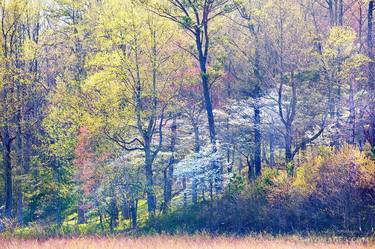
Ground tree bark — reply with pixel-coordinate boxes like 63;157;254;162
122;200;130;220
285;124;293;164
348;79;356;144
269;132;275;167
338;0;344;26
144;141;156;214
130;198;138;229
329;0;335;26
16;191;22;225
192;118;200;204
246;156;255;182
195;31;216;145
163;117;177;209
254;106;262;177
16;114;23;224
368;0;375;147
77;199;86;224
1;127;13;218
109;197;118;232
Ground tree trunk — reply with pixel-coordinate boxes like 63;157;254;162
348;79;356;145
23;127;32;173
196;37;216;145
163;117;177;209
285;124;293;164
130;198;138;229
162;169;168;210
254;106;262;177
368;0;375;148
16;191;22;225
52;159;63;225
122;200;130;220
333;84;342;148
77;199;86;224
96;195;104;232
1;128;13;218
99;212;104;232
246;156;255;182
144;142;156;215
338;0;344;26
329;0;335;26
192;119;200;205
192;172;198;205
196;32;221;193
16;118;23;224
192;120;201;153
269;132;275;167
109;197;118;232
238;158;243;174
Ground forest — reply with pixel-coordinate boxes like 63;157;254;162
0;0;375;242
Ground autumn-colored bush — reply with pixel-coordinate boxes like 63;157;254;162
302;145;374;231
146;145;375;235
266;145;375;233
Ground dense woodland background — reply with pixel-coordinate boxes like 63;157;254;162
0;0;375;237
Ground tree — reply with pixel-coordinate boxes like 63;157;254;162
0;0;43;219
148;0;237;193
81;1;181;215
151;0;234;145
223;0;274;178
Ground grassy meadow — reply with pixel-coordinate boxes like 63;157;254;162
0;236;374;249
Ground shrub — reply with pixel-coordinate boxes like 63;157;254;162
145;145;375;235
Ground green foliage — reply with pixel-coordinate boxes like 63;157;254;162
180;16;193;29
227;174;245;195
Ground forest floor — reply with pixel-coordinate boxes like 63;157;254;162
0;235;374;249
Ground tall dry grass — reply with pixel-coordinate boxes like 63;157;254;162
0;236;374;249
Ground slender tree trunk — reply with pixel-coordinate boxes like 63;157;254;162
162;169;168;210
122;200;130;220
368;0;375;148
16;117;23;224
238;158;243;174
192;173;198;205
285;124;293;164
193;120;201;153
16;191;22;225
334;0;338;25
77;199;86;224
96;195;104;232
130;198;138;229
196;32;221;193
109;197;118;232
192;119;200;205
334;84;342;148
52;159;62;225
329;0;335;26
144;142;156;214
163;117;177;209
254;106;262;177
2;128;13;218
99;213;104;232
269;132;275;167
349;79;356;144
246;156;255;182
196;38;216;145
338;0;344;26
201;178;206;202
23;129;31;173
